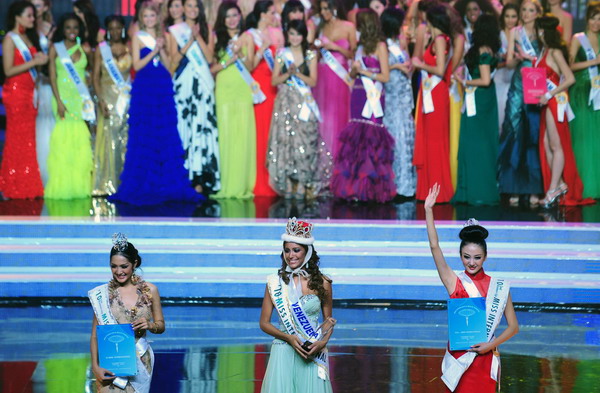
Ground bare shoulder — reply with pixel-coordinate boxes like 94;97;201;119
145;281;160;295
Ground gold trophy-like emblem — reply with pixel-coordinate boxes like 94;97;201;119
423;78;433;90
592;75;600;89
555;92;568;105
251;81;260;94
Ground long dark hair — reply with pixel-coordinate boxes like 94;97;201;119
499;3;519;30
183;0;209;42
381;7;405;39
465;13;500;70
282;0;305;31
104;15;127;44
459;224;488;256
73;0;100;47
278;243;332;303
357;8;383;55
285;19;309;54
535;13;568;60
317;0;348;26
214;1;243;58
245;0;273;30
164;0;180;27
7;1;41;51
110;241;143;268
52;12;84;43
586;1;600;24
427;4;452;37
454;0;498;26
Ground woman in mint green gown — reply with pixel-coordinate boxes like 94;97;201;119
211;2;256;199
259;219;334;393
568;4;600;199
453;15;501;206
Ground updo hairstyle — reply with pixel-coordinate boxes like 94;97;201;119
110;241;143;268
459;225;488;256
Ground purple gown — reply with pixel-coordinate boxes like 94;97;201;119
331;50;396;202
313;39;351;161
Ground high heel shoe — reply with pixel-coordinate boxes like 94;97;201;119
541;186;568;208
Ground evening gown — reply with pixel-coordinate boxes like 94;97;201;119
453;53;500;205
109;46;203;205
173;37;221;195
494;30;514;132
251;37;278;197
537;51;593;206
313;38;351;162
383;40;416;197
93;46;131;196
447;269;497;393
97;278;154;393
569;34;600;199
498;34;543;196
267;50;332;197
261;294;333;393
413;35;454;202
331;49;396;203
36;33;55;187
0;46;44;199
45;43;93;200
212;49;256;199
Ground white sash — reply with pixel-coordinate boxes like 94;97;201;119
248;28;275;71
136;31;161;68
88;284;154;393
463;69;477;117
54;41;96;123
356;47;384;119
9;32;37;82
421;45;453;114
518;26;537;59
281;48;321;122
386;38;408;65
317;37;352;87
99;41;131;117
575;32;600;111
441;273;510;392
39;33;50;55
225;36;266;104
299;0;312;9
499;30;508;56
169;22;215;90
545;78;575;122
266;274;330;381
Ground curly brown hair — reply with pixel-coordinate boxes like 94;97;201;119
278;243;332;303
357;8;383;55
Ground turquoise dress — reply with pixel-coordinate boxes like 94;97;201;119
453;53;500;205
261;294;333;393
498;38;543;196
569;34;600;199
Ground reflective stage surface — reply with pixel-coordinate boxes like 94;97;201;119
1;303;599;392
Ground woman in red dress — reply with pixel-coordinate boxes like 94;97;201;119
535;15;594;207
246;0;283;197
425;183;519;393
1;1;47;199
412;5;454;203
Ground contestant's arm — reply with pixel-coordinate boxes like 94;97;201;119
167;32;185;74
92;47;103;99
149;283;165;334
540;49;575;104
90;315;116;383
259;285;293;342
306;277;334;357
569;37;599;71
2;36;44;77
271;55;290;86
505;27;520;69
562;13;573;45
242;34;256;71
415;36;447;77
424;184;457;294
451;34;465;73
491;293;519;347
458;48;493;87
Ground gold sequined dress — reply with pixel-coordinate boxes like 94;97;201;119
267;50;332;196
93;47;132;196
98;278;154;393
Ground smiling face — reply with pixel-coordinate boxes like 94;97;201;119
63;18;80;42
169;0;183;21
142;8;158;30
460;243;486;275
183;0;199;21
466;1;481;24
31;0;47;18
503;8;518;29
107;20;124;43
588;12;600;34
284;242;307;270
110;254;136;285
262;5;277;27
520;0;540;24
225;7;241;30
320;1;334;22
287;27;303;47
16;6;36;30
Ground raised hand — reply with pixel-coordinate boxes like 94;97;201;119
424;183;440;211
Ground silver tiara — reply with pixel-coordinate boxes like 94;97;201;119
463;218;480;227
112;232;128;252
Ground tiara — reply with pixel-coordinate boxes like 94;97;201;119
463;218;480;227
281;217;315;245
112;232;128;252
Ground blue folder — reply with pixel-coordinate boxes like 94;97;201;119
97;324;137;376
447;297;488;351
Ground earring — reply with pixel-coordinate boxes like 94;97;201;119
122;28;126;39
107;31;111;40
333;9;338;17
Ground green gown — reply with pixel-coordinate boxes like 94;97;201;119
453;53;500;205
212;50;256;199
569;34;600;199
45;42;93;200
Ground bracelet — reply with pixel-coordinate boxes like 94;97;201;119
371;72;377;79
544;92;552;101
220;60;228;69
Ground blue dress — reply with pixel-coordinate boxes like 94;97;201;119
109;47;204;205
497;38;543;195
